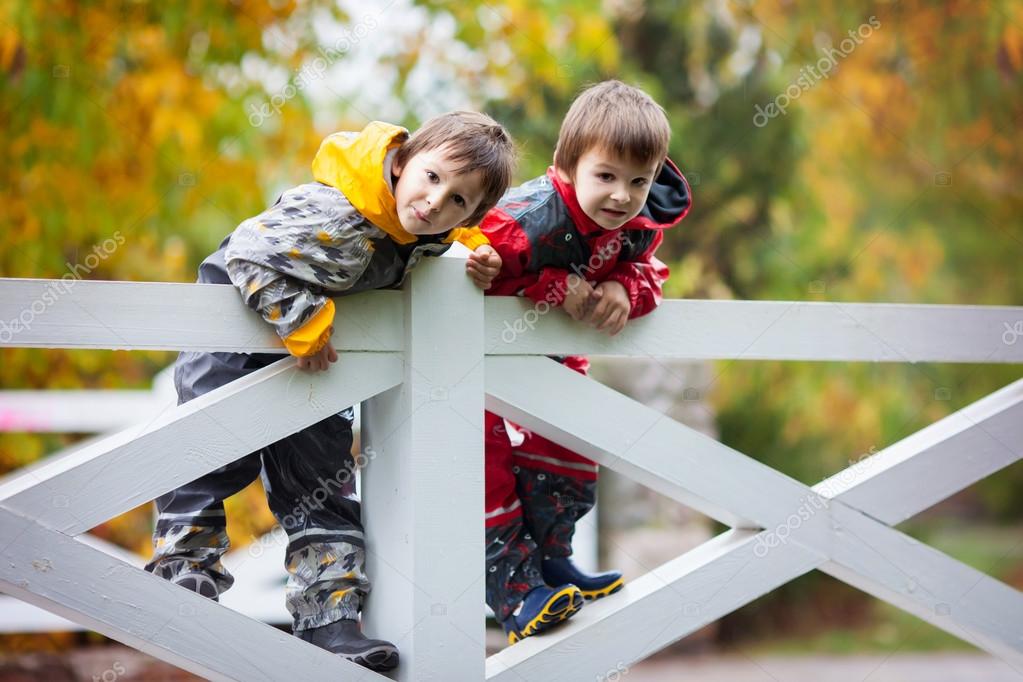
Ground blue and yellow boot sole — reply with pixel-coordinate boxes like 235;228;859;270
506;585;584;644
578;576;624;601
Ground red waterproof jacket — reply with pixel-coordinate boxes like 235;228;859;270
480;160;692;318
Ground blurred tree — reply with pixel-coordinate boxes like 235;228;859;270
0;0;351;556
706;0;1022;508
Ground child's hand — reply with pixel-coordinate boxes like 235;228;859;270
562;275;600;321
584;281;631;336
295;327;338;371
466;244;502;290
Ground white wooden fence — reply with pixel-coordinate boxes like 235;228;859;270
1;255;1021;681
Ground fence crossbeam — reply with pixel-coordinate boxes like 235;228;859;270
0;352;402;535
0;279;403;352
484;357;1023;678
817;378;1023;525
0;508;385;682
484;298;1023;362
2;271;1021;680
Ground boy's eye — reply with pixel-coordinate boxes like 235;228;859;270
632;178;648;186
453;194;466;207
597;172;614;182
426;171;438;182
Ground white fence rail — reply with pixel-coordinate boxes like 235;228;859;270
1;257;1022;681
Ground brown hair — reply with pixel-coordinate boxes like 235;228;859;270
395;111;517;226
553;80;671;178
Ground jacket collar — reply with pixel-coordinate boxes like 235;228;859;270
311;121;419;245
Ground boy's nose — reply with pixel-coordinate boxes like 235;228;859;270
610;187;630;202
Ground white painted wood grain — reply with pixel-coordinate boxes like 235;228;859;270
823;505;1023;670
0;352;402;535
3;273;1022;677
0;279;403;352
485;298;1023;362
486;355;818;531
485;356;1023;670
361;257;485;682
0;508;386;682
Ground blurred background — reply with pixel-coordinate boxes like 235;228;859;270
1;0;1021;679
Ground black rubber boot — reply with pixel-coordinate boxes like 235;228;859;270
297;619;399;672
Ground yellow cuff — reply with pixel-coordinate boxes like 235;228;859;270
448;226;490;250
282;299;335;357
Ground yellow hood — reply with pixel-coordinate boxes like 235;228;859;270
311;120;490;250
311;121;418;245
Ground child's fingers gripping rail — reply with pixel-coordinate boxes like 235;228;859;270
466;244;503;290
562;277;598;321
295;326;338;372
585;281;630;336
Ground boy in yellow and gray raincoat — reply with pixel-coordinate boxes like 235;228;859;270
145;112;515;672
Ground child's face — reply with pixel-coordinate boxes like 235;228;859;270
559;147;661;230
392;145;485;235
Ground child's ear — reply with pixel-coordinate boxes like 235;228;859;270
554;165;573;184
391;159;404;179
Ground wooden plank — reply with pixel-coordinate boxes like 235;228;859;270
822;504;1023;669
361;257;485;682
0;526;297;632
0;279;402;352
486;530;822;681
485;298;1023;362
0;509;385;682
0;390;174;433
486;356;821;531
487;357;1023;668
816;379;1023;525
0;352;402;535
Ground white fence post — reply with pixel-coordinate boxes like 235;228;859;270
361;256;485;681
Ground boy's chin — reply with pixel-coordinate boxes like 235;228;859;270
401;220;452;237
584;209;632;231
589;216;628;231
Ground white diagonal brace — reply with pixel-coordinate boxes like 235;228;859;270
486;355;822;533
821;503;1023;670
485;356;1023;674
0;508;385;682
816;378;1023;525
487;530;822;682
484;298;1023;363
0;352;402;535
0;279;403;352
